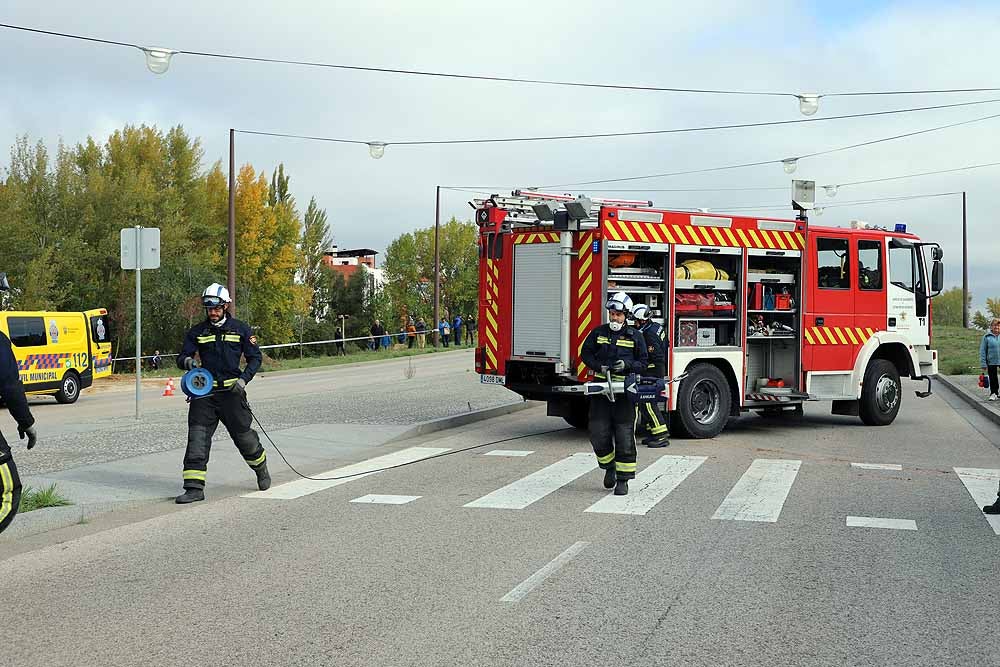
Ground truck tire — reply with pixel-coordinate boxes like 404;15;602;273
55;370;81;404
859;359;901;426
563;398;590;430
675;363;731;439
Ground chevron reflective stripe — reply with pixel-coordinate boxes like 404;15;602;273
604;220;805;250
512;232;560;244
482;259;501;370
805;327;880;345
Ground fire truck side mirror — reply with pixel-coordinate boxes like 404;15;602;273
931;260;944;295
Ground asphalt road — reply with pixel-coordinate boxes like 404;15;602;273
3;380;999;666
8;349;514;476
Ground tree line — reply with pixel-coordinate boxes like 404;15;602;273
0;124;479;366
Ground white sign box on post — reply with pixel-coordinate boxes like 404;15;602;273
120;227;161;270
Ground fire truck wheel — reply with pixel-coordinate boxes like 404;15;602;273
675;363;731;439
55;370;81;404
859;359;901;426
563;399;590;430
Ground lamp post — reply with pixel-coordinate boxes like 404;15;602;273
433;185;441;348
963;190;969;329
228;128;237;316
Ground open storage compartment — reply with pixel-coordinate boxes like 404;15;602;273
745;249;803;396
673;245;740;348
607;248;668;325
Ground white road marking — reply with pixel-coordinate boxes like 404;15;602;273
464;453;597;510
500;541;590;602
484;450;535;457
243;447;451;500
954;467;1000;535
846;516;918;531
712;459;802;523
350;494;421;505
585;455;708;516
851;462;903;471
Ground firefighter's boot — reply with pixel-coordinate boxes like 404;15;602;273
255;462;271;491
603;467;616;489
175;488;205;504
645;434;670;448
984;499;1000;515
614;479;629;496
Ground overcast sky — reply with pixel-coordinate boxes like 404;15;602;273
1;1;997;310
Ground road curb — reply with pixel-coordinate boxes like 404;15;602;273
383;401;537;444
935;374;1000;427
0;498;164;545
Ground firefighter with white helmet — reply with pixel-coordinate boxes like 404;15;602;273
0;272;38;534
631;303;670;448
580;291;648;495
173;283;270;503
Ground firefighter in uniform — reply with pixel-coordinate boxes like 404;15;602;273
174;283;270;503
0;273;38;534
581;292;647;496
631;304;670;448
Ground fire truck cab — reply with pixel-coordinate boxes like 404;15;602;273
475;191;943;438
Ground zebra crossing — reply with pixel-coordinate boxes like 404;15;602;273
244;446;1000;533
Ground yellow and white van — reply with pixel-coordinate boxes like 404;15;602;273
0;308;113;403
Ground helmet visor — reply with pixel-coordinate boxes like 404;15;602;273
605;299;627;312
203;296;226;308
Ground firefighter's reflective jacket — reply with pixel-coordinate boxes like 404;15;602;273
580;323;648;380
177;318;262;391
639;320;667;374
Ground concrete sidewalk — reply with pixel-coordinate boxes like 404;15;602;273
1;402;532;544
936;374;1000;426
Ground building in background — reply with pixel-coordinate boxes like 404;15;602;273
322;245;385;297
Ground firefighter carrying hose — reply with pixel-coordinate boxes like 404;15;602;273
631;304;670;448
581;291;647;496
0;273;39;534
174;283;270;504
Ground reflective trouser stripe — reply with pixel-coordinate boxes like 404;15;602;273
0;463;13;526
615;461;637;473
597;451;615;465
183;469;207;481
644;403;668;435
247;452;266;467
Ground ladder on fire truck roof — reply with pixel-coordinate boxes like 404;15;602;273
472;189;655;228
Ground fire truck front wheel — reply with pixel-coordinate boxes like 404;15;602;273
674;363;732;439
55;370;81;404
859;359;901;426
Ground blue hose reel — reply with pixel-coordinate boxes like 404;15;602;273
180;367;214;398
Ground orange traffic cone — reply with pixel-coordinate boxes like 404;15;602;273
162;378;175;397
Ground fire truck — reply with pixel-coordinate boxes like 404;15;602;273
474;190;944;438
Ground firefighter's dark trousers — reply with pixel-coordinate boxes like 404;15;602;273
182;390;266;489
589;394;638;480
0;436;22;535
639;363;669;438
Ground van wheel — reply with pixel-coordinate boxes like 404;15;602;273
55;371;81;404
563;399;590;430
675;363;731;438
859;359;901;426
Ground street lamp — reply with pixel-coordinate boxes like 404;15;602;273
141;47;176;74
823;185;839;197
368;142;387;159
782;158;798;175
797;94;821;116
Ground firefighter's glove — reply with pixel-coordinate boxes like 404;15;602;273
183;357;200;371
231;378;247;397
19;424;37;450
612;359;627;372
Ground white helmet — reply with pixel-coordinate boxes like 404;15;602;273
202;283;232;308
631;304;651;321
605;291;633;313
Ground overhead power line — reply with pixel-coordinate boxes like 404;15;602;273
3;22;1000;114
543;111;1000;188
715;191;962;213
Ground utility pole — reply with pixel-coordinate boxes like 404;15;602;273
433;185;441;348
228;128;237;316
963;190;969;329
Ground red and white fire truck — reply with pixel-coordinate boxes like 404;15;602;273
474;190;943;438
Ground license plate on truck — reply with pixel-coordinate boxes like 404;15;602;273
480;374;506;385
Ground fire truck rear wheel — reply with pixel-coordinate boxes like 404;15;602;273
675;363;731;439
55;370;81;404
859;359;901;426
563;399;590;430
